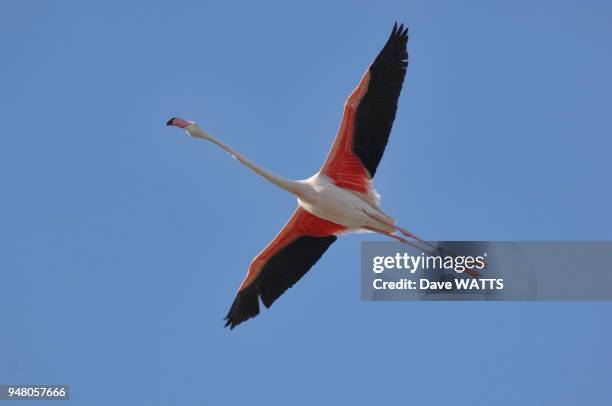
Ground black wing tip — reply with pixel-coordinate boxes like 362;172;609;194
392;21;409;33
374;22;408;69
224;284;260;330
390;22;409;41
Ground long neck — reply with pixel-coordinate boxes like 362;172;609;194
188;125;302;196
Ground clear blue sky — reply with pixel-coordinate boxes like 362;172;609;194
1;0;611;404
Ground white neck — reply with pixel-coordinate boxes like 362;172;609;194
186;124;303;196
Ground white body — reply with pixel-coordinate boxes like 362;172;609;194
296;173;394;233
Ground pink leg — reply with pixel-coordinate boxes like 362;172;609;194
363;227;436;255
364;210;439;252
395;225;439;252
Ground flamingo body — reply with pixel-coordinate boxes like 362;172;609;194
168;23;412;328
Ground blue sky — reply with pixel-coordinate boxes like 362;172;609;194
1;0;611;404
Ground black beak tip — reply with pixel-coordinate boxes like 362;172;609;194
166;117;176;126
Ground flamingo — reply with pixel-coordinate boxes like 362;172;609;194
168;23;445;328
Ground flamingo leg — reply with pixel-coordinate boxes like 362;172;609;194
363;226;439;257
364;211;439;252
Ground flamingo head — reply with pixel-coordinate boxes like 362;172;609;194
166;116;210;140
166;116;192;129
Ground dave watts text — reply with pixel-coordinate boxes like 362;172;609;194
373;278;504;291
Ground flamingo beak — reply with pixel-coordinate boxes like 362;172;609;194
166;117;190;129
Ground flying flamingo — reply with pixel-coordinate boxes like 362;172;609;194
168;23;466;328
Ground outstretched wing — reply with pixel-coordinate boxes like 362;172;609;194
321;23;409;193
224;208;345;329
